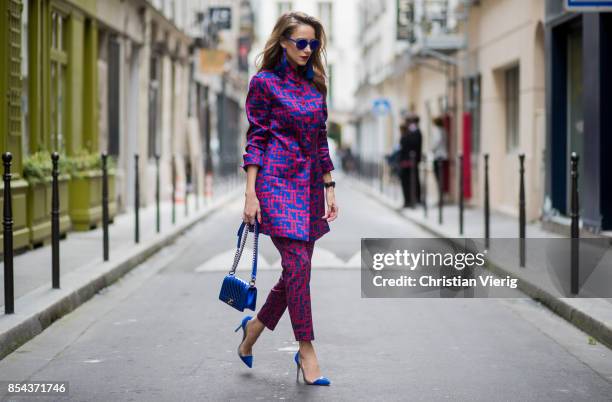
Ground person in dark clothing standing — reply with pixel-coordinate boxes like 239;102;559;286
399;114;422;208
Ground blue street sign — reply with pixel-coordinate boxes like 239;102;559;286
372;98;391;116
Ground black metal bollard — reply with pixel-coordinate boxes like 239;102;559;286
422;155;428;218
51;152;60;288
570;152;580;295
102;153;109;261
172;155;176;225
437;160;443;225
458;153;464;235
484;153;490;249
409;151;417;207
519;153;526;267
155;154;160;233
134;154;140;243
3;152;14;314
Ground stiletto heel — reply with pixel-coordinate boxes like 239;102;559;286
235;315;253;368
294;351;331;386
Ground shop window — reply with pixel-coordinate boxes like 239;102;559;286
6;0;22;139
148;54;161;158
505;65;520;153
50;8;67;153
108;36;120;156
18;0;27;151
566;23;583;208
463;75;481;154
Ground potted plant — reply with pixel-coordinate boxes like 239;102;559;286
22;151;72;246
67;151;116;231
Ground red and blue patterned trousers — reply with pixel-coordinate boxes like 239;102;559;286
257;235;316;341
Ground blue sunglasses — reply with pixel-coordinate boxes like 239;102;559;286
285;36;320;51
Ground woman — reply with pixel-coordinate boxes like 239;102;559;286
236;12;338;386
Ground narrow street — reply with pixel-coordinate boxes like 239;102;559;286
1;177;611;401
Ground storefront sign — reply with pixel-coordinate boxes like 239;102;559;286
209;7;232;29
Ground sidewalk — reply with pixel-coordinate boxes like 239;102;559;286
350;175;612;349
0;178;243;360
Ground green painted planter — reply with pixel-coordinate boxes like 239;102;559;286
0;178;30;253
68;170;116;231
26;175;72;246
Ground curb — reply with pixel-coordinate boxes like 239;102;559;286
350;176;612;350
0;189;242;361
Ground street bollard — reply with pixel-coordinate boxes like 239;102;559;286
172;155;176;225
102;153;109;261
51;152;60;288
155;154;160;233
409;151;417;207
458;153;464;236
3;152;14;314
135;154;140;244
437;159;443;225
570;152;580;295
519;153;526;267
422;155;428;218
484;153;490;249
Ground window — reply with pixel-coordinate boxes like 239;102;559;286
277;2;292;18
148;54;161;158
328;63;333;108
505;65;520;152
566;23;583;210
20;0;28;152
318;2;333;42
463;75;481;154
108;35;120;156
50;8;68;153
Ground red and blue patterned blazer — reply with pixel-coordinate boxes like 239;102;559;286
241;61;335;242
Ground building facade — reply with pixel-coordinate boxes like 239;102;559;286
355;0;547;223
0;0;251;252
543;0;612;233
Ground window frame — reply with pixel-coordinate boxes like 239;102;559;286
504;64;520;153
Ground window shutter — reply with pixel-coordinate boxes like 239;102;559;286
7;0;22;138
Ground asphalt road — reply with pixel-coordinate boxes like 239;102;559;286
1;177;611;402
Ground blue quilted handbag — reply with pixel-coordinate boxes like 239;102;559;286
218;220;259;311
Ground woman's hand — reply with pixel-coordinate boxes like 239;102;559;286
322;187;338;222
243;190;262;225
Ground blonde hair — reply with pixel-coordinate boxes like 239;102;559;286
254;11;328;97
